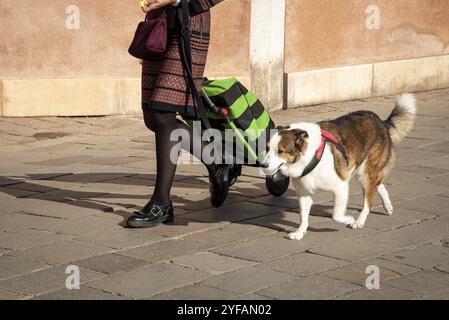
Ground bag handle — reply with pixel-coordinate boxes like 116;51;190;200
177;0;213;131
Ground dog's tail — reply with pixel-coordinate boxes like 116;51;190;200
385;93;417;144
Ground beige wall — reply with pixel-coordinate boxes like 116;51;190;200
1;0;449;116
285;0;449;73
0;0;250;79
207;0;251;78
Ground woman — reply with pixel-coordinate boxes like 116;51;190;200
127;0;227;229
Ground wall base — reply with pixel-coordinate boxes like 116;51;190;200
287;55;449;107
0;76;250;117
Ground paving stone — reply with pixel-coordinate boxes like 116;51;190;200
172;192;247;212
247;192;299;210
360;207;433;231
75;228;166;250
84;157;146;166
0;187;40;199
18;200;102;219
383;169;427;185
396;195;449;216
381;244;449;269
320;262;401;286
182;202;280;224
258;275;360;300
10;240;111;266
0;248;11;255
243;210;331;233
425;292;449;300
76;254;148;275
199;266;293;295
0;177;23;187
117;239;212;263
181;223;276;248
88;262;209;299
436;263;449;273
7;182;57;194
262;252;350;277
0;212;59;232
368;216;449;249
0;229;66;250
31;190;108;203
0;287;29;300
149;284;236;300
51;173;135;184
422;141;449;154
370;258;421;276
212;235;313;263
33;215;122;236
235;293;273;300
396;164;449;178
425;174;449;187
386;182;449;201
309;238;400;262
32;286;124;300
0;256;49;280
26;156;94;167
417;155;449;170
385;270;449;296
0;265;106;296
0;198;48;214
395;149;445;166
146;218;227;239
340;285;421;300
286;213;376;244
172;252;256;275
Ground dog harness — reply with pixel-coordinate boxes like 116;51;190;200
300;129;348;178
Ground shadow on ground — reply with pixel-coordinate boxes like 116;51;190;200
0;172;370;234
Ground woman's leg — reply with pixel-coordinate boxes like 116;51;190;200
144;108;231;208
144;109;181;205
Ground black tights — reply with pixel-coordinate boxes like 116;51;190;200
144;109;207;205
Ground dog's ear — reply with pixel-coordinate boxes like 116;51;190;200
299;130;309;140
276;125;290;131
294;130;309;147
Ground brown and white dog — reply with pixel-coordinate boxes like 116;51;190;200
262;94;417;241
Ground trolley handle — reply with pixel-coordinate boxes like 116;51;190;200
200;89;230;122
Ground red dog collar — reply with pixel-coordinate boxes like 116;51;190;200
300;129;348;178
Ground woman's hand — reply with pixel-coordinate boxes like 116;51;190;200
142;0;177;13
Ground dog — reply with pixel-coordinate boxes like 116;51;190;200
262;94;417;241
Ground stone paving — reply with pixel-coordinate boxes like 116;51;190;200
1;89;449;300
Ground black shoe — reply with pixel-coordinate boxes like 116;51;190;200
207;164;231;208
127;201;174;228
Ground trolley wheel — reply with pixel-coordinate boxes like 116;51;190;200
266;171;290;197
229;164;242;187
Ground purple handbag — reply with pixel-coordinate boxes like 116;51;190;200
128;12;168;60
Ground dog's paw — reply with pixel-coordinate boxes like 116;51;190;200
334;216;355;225
287;231;306;241
384;204;394;216
350;220;365;229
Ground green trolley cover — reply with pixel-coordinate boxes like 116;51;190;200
202;77;275;142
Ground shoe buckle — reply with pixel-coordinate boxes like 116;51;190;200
150;206;162;217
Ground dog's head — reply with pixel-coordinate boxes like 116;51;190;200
261;126;310;176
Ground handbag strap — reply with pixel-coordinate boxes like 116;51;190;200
177;0;212;131
145;7;167;21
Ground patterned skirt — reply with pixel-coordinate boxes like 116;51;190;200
141;7;211;117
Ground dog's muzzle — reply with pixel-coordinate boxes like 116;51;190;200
262;162;285;176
